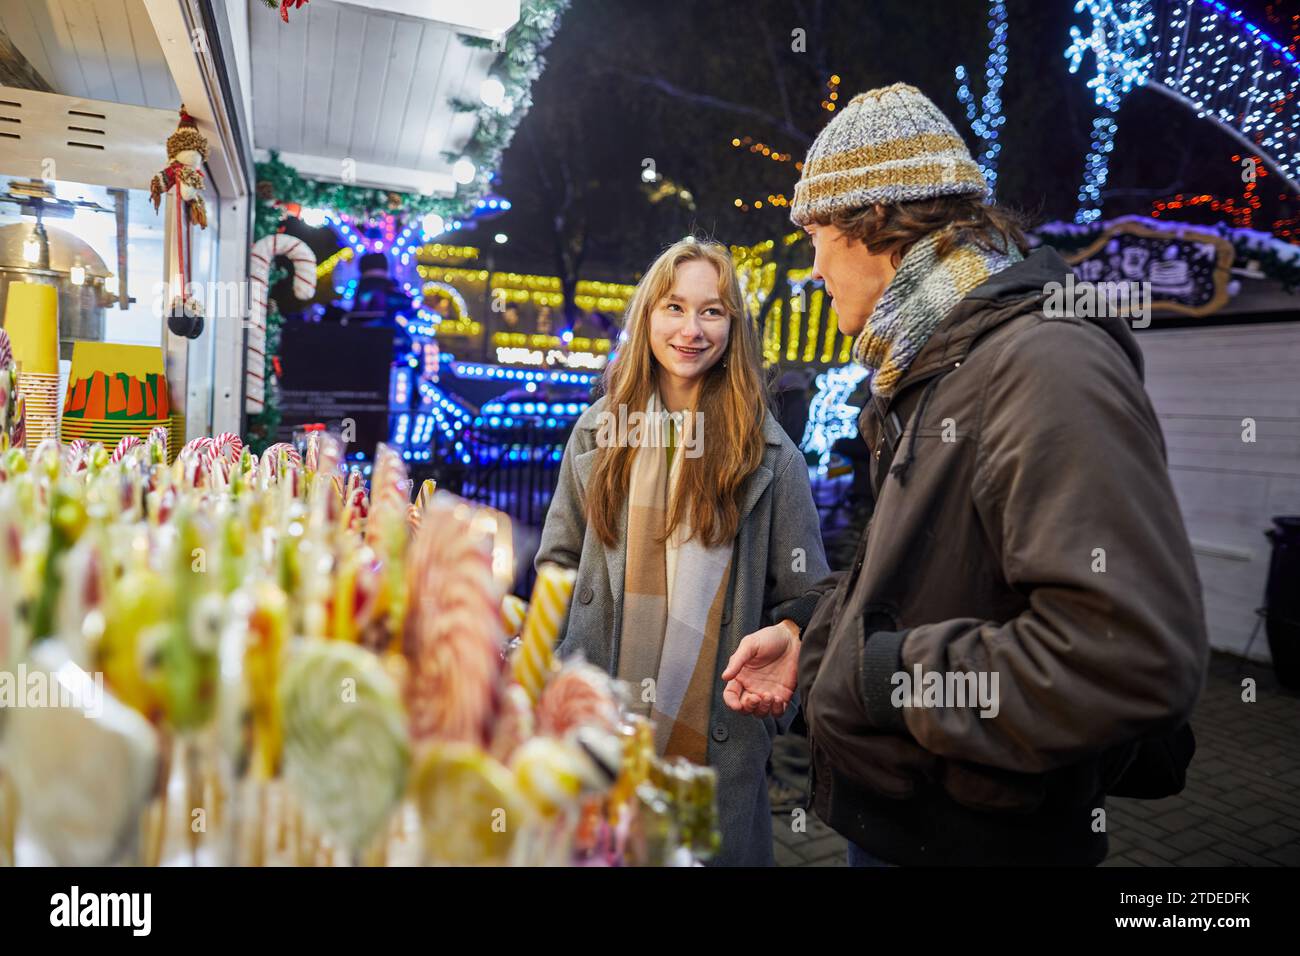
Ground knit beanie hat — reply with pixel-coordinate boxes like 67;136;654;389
790;83;986;226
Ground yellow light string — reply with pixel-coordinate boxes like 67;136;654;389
785;288;802;362
415;243;480;261
315;246;354;278
821;299;840;364
764;298;783;366
803;289;823;363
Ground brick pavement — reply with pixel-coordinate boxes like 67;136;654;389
774;652;1300;866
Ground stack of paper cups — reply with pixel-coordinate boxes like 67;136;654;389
2;282;60;446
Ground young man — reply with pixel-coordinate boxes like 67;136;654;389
722;83;1208;865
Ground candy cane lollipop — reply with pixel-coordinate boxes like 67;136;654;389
213;432;242;465
403;498;507;746
110;435;142;464
246;234;315;415
64;439;90;471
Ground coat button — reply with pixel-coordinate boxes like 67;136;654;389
578;586;593;605
721;607;731;626
711;724;728;743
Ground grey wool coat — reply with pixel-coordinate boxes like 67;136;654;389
535;395;830;866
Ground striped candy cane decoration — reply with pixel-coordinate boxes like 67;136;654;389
246;234;316;414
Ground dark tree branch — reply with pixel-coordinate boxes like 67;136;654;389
756;17;796;134
607;69;813;147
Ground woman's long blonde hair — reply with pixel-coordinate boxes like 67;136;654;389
587;238;767;548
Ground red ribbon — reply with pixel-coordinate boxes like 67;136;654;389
280;0;310;23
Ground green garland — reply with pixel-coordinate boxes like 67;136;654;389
246;0;569;451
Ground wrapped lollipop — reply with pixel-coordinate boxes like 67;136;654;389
536;659;621;739
488;682;534;764
406;471;438;541
30;479;89;641
279;641;410;858
147;424;169;464
403;495;507;746
4;639;160;865
151;509;220;732
245;580;289;778
98;553;170;723
412;742;521;866
258;443;301;487
8;392;23;452
304;430;320;474
510;735;609;820
365;444;408;543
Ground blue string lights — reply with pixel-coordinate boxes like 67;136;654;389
1065;0;1300;223
800;364;869;471
1065;0;1155;223
955;1;1010;195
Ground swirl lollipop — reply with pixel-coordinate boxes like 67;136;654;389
280;641;410;857
536;660;621;739
403;496;506;746
413;742;521;866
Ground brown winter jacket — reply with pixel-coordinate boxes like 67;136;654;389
798;247;1209;865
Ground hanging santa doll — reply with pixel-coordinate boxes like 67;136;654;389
150;107;208;228
150;108;209;339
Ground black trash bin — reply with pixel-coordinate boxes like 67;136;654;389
1265;516;1300;690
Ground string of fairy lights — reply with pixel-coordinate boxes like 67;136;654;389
956;2;1010;195
725;74;841;212
1065;0;1300;224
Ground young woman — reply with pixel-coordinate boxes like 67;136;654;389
535;238;829;865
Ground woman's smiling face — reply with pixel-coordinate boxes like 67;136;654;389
649;257;731;387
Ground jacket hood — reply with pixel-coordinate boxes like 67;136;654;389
963;245;1145;381
893;246;1145;390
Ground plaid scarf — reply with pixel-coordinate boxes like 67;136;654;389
852;231;1022;397
616;392;732;765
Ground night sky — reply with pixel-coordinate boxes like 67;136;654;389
475;0;1300;281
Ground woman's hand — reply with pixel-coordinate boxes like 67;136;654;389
722;620;800;718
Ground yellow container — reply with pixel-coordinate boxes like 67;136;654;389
2;282;59;375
